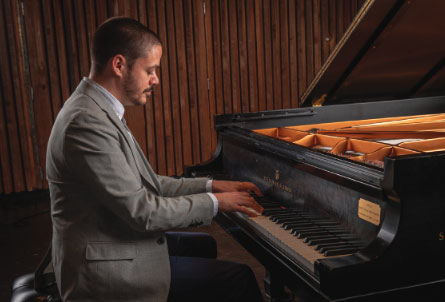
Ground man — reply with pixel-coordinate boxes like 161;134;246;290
46;16;264;301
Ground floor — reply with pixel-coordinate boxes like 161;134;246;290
0;190;268;302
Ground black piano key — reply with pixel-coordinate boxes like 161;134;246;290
304;234;336;244
274;216;307;223
317;242;363;252
299;231;338;239
282;219;311;229
270;214;298;222
307;236;355;246
290;225;322;234
324;247;360;257
297;228;349;239
297;229;349;239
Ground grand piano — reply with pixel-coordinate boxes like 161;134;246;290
187;0;445;301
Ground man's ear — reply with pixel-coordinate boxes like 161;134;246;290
110;54;126;77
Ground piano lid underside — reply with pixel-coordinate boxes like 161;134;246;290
301;0;445;106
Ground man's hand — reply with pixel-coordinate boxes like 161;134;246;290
212;180;263;197
212;180;264;217
213;192;264;217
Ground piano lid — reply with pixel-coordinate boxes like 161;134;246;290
301;0;445;107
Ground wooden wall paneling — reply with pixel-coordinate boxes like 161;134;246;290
144;0;159;172
107;0;119;16
203;0;218;152
96;0;109;25
336;0;345;43
73;0;90;78
288;0;299;108
236;0;249;113
61;1;81;92
0;0;14;194
305;0;314;85
320;0;330;62
52;0;70;102
270;0;281;109
0;0;26;193
172;0;193;168
297;0;306;101
279;0;290;109
262;0;273;110
165;0;184;175
41;0;63;122
313;0;322;74
84;0;98;55
183;0;201;164
193;0;212;161
23;0;57;189
3;0;38;192
228;0;241;113
246;0;258;112
254;0;266;111
328;0;337;52
219;0;232;114
209;0;224;116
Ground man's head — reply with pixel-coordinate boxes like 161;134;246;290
90;17;162;106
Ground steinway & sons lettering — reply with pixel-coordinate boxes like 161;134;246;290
263;176;292;193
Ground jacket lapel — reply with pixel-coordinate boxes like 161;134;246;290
75;80;161;195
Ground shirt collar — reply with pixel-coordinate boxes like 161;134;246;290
83;77;125;120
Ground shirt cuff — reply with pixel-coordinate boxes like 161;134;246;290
207;193;218;217
206;179;213;193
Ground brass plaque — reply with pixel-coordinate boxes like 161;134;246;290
358;198;381;226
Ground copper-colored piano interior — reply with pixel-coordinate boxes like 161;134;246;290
255;113;445;168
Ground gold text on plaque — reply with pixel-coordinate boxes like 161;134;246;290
439;232;444;241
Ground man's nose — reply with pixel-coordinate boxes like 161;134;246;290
149;73;159;86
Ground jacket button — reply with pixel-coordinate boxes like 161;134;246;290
156;237;165;245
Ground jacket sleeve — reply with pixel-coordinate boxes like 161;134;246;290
63;111;214;232
156;175;209;197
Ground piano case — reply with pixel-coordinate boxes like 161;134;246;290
187;0;445;301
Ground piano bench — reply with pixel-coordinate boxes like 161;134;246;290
10;273;60;302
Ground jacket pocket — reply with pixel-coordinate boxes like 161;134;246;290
85;241;136;260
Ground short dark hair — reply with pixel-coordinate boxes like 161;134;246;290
91;17;161;74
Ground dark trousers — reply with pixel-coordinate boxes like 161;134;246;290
166;232;263;302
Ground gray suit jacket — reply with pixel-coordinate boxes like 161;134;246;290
46;79;214;301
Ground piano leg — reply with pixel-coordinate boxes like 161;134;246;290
264;270;294;302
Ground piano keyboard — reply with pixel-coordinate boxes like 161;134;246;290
239;196;365;272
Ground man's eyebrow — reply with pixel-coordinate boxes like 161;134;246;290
148;64;160;70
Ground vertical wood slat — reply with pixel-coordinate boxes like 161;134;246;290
1;0;365;194
184;0;201;165
173;0;193;168
203;0;218;152
0;0;39;193
262;0;274;110
0;0;15;194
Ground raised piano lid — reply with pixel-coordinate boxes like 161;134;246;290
301;0;445;106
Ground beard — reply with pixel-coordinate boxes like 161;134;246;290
123;71;153;106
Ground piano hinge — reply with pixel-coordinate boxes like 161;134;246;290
207;78;210;90
203;2;206;15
